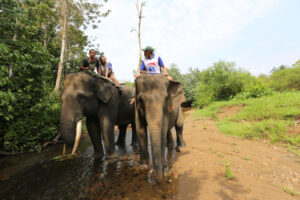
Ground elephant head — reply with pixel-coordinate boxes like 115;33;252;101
60;72;116;154
135;74;185;182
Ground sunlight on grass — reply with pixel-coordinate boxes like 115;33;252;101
194;92;300;151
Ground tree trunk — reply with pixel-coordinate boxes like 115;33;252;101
136;0;143;74
54;0;68;92
43;24;48;48
9;0;20;78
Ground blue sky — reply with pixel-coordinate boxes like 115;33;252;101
90;0;300;81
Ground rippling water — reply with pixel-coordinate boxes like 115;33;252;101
0;129;181;200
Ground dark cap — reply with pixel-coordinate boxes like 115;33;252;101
142;46;154;53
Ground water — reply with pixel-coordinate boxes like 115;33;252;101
0;130;181;200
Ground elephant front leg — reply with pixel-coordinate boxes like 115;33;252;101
101;114;117;159
86;116;104;158
136;113;149;166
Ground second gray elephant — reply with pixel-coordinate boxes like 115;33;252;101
115;85;137;147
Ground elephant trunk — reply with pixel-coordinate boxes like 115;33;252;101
60;107;83;154
145;106;164;183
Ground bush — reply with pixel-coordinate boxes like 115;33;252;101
232;86;274;100
267;64;300;91
193;61;261;107
1;93;60;152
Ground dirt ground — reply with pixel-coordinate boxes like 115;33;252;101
169;108;300;200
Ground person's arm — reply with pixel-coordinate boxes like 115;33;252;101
80;59;89;70
158;57;168;76
105;62;112;77
96;60;100;74
139;61;146;74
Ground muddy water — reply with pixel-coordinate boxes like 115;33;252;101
0;109;192;200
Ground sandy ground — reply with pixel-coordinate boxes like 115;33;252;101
169;109;300;200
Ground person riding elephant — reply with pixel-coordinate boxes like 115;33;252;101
80;49;100;73
135;73;185;183
60;71;134;159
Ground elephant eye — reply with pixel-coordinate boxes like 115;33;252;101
77;94;88;103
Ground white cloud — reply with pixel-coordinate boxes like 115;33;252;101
89;0;287;81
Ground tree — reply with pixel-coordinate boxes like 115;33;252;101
54;0;110;91
0;0;110;152
55;0;68;92
134;0;146;74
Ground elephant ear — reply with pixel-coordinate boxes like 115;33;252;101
167;80;185;112
95;78;115;103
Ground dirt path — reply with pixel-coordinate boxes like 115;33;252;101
170;109;300;200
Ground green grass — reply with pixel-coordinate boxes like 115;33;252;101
224;161;234;180
243;157;250;161
193;92;300;148
282;185;299;196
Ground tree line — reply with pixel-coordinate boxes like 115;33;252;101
168;60;300;107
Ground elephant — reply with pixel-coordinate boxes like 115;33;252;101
115;85;137;147
135;74;185;183
166;106;186;152
60;71;119;159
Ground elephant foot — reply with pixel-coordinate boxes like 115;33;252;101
162;166;168;177
115;139;125;148
94;151;105;160
176;144;186;152
139;164;149;170
106;151;118;160
154;170;163;184
131;141;139;148
166;141;175;148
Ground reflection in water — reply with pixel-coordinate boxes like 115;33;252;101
0;129;181;200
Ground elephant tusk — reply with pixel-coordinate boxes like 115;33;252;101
63;143;66;155
72;120;82;155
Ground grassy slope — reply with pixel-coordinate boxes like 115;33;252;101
193;92;300;148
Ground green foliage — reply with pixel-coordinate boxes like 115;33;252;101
168;64;202;105
267;64;300;91
194;92;300;147
125;82;135;88
0;0;109;152
232;87;274;100
193;61;261;107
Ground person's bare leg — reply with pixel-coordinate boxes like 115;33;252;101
110;74;119;86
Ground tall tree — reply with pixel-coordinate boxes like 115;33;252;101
54;0;68;92
54;0;110;91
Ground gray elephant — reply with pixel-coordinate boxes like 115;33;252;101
115;85;137;147
60;71;122;159
166;106;185;152
135;74;185;183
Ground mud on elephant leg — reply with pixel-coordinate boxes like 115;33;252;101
175;125;186;152
116;124;127;147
